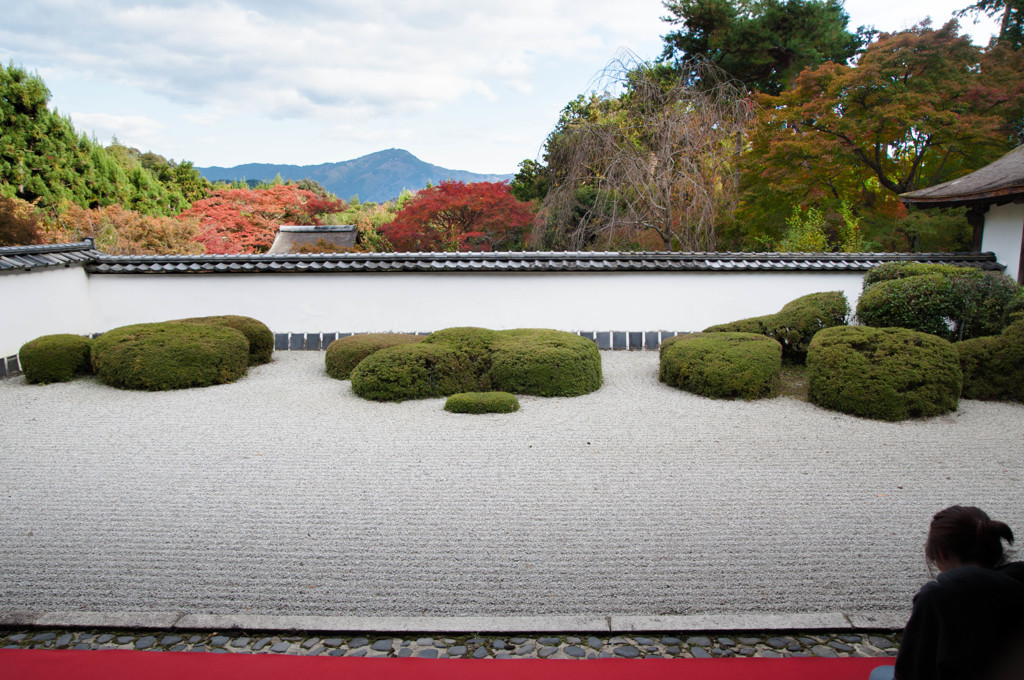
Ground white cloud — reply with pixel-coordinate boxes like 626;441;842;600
68;112;164;146
1;1;664;121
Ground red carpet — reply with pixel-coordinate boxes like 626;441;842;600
1;649;892;679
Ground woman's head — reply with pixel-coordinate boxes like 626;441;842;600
925;505;1015;571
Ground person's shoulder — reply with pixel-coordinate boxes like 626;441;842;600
997;561;1024;585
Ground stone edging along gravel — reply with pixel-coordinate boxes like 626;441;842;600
1;628;900;660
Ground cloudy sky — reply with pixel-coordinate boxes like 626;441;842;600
2;1;1000;175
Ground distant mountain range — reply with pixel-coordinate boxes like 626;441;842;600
196;148;514;203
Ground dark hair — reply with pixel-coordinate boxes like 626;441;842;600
925;506;1015;569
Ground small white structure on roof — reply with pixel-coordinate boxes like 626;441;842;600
267;224;357;254
901;144;1024;283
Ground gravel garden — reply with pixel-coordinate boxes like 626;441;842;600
16;262;1024;422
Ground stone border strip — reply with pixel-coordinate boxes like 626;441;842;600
0;629;902;659
273;331;687;352
0;611;906;634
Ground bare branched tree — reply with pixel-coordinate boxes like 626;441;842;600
536;55;752;251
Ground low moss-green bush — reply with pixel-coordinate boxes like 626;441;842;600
350;343;477;401
173;315;273;365
807;325;961;421
856;262;1022;341
91;322;249;391
325;333;424;380
957;320;1024;402
349;327;602;402
444;391;520;414
18;334;93;384
489;329;602;397
659;332;782;400
423;327;500;389
704;291;848;363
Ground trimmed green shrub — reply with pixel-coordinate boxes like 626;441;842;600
659;332;782;400
350;343;477;401
173;315;273;365
92;322;249;391
807;326;961;421
857;263;1021;341
704;291;849;363
422;327;500;389
957;320;1024;402
862;261;966;287
325;333;423;380
18;334;93;384
349;327;602;402
489;329;603;397
444;391;520;414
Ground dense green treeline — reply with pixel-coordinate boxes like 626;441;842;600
0;63;210;218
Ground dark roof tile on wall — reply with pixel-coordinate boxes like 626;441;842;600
83;250;1003;274
0;240;104;273
0;240;1004;274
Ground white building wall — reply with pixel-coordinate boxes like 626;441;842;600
84;271;866;336
1;267;92;358
982;203;1024;283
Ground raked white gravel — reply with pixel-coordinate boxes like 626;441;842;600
1;351;1021;621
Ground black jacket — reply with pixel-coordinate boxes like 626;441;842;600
895;562;1024;680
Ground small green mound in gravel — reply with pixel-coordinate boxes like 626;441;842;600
350;343;477;401
659;332;782;400
91;322;249;391
18;334;93;384
325;333;424;380
444;391;520;414
957;320;1024;402
489;329;602;397
704;291;848;364
173;315;273;365
807;325;961;421
350;327;602;402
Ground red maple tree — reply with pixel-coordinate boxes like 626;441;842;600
179;185;346;254
381;181;534;252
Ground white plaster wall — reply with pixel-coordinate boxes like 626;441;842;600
982;203;1024;282
1;267;92;358
86;271;867;335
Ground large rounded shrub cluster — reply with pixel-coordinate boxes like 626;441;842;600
659;332;782;400
173;315;274;365
856;262;1022;341
325;333;424;380
807;326;962;421
444;391;520;414
957;320;1024;402
91;322;250;391
350;327;602;402
704;291;848;363
18;334;93;384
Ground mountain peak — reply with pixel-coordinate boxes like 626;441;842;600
196;149;512;202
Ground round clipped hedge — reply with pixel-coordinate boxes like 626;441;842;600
91;322;249;391
325;333;424;380
444;391;520;414
807;325;962;421
489;329;602;397
422;327;500;388
704;291;848;363
18;334;93;384
349;327;602;402
173;315;273;365
350;343;477;401
659;332;782;400
856;262;1022;341
957;320;1024;402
